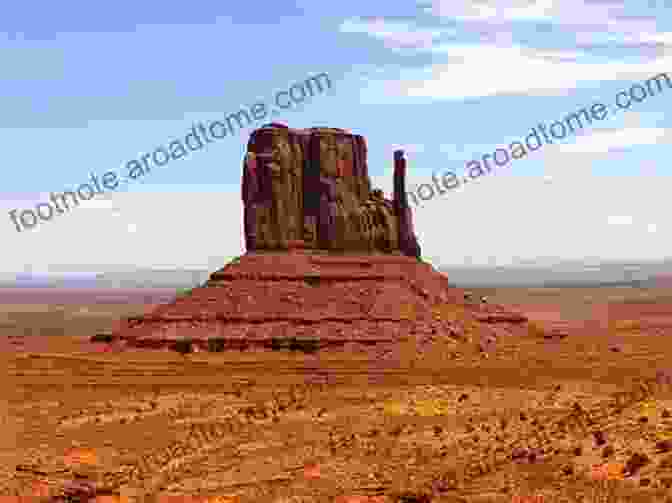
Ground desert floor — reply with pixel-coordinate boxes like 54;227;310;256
2;286;672;503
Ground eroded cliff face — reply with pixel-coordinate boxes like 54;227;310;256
110;124;465;352
242;123;421;259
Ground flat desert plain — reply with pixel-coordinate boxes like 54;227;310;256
2;286;672;503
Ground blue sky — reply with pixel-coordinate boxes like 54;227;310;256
1;0;671;273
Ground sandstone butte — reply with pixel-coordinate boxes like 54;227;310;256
111;123;529;351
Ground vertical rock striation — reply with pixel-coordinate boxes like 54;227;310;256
242;123;421;257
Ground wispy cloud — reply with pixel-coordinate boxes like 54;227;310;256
342;0;671;101
339;17;453;49
559;126;671;153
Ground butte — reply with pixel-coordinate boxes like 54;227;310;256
111;123;528;354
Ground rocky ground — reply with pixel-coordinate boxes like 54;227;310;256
2;286;672;502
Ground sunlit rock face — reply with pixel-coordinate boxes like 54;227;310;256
242;123;421;258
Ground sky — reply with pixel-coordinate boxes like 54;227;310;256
1;0;671;274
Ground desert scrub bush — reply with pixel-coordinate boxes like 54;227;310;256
388;489;433;503
207;337;226;352
172;338;193;355
90;333;113;343
271;337;290;351
304;275;321;287
289;337;320;353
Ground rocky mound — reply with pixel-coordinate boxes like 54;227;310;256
112;252;531;353
112;252;456;350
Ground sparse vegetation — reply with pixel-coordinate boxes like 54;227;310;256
172;338;193;355
8;285;672;501
90;333;113;343
289;337;320;353
207;337;226;352
271;337;289;351
305;275;321;287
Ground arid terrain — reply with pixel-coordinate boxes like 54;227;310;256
3;285;672;503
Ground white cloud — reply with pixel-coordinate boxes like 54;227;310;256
423;0;639;28
342;1;670;102
576;31;672;46
356;45;672;101
79;195;116;210
2;171;670;270
339;18;451;49
607;215;633;226
558;127;670;154
421;0;557;22
416;172;670;265
0;188;245;272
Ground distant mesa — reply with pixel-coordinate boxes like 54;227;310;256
653;274;672;287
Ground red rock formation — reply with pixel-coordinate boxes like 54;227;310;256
110;125;529;352
242;124;420;257
394;150;421;259
113;252;461;351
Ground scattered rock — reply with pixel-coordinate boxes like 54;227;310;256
656;440;672;453
593;430;607;446
527;448;543;463
432;470;459;492
476;313;527;324
624;452;650;476
561;465;574;476
663;409;671;418
660;477;672;489
659;454;672;469
656;370;672;386
391;425;405;437
391;490;433;503
59;479;97;500
602;445;615;458
303;461;321;479
511;447;528;460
